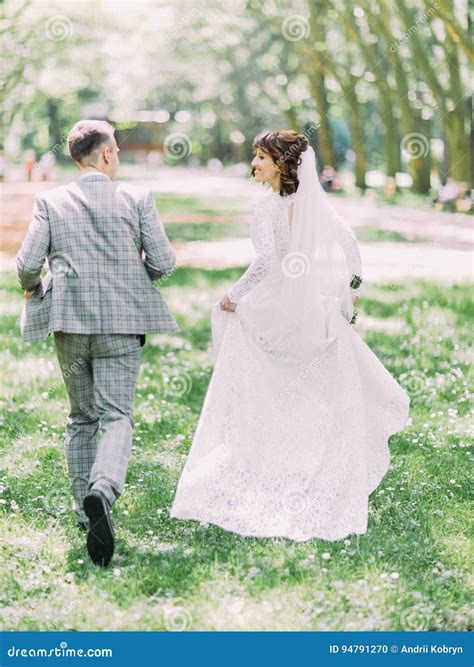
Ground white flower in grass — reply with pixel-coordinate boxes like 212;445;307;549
321;552;331;560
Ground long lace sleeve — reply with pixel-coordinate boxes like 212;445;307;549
332;212;363;297
227;201;276;303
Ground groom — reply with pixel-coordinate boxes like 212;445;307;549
16;119;178;567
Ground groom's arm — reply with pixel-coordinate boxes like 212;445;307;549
139;191;176;281
16;195;51;292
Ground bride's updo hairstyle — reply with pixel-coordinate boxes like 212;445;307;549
251;129;309;196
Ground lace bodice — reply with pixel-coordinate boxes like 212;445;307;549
227;192;294;303
227;191;363;303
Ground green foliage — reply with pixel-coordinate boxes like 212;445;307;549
2;0;470;194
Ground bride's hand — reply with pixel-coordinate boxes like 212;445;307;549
352;295;358;306
220;295;236;311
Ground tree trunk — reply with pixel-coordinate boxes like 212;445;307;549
343;82;367;189
410;117;432;193
368;0;431;193
309;77;336;167
444;111;470;183
381;97;400;178
46;99;63;159
307;1;337;167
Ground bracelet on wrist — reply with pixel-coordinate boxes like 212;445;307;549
350;274;363;289
350;306;359;325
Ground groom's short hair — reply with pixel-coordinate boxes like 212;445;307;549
68;120;115;163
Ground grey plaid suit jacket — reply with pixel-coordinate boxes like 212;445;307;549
16;172;178;343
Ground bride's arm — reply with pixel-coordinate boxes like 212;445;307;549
227;201;276;303
332;212;363;298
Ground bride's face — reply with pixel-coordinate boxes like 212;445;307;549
251;147;279;184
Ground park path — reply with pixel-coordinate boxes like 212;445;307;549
1;169;472;285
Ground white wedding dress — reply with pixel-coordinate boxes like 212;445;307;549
170;188;410;542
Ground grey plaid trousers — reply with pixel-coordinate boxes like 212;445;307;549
54;331;141;523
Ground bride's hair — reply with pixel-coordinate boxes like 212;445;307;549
251;130;309;196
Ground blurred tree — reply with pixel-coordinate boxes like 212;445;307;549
395;0;470;185
306;0;338;167
1;0;471;198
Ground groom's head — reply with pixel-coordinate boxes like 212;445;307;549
68;120;119;180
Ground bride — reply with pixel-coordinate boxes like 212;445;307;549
170;130;410;542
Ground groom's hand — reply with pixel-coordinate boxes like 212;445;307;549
220;295;236;312
24;288;36;300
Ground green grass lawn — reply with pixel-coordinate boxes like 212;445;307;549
0;269;472;632
156;194;421;245
156;193;249;218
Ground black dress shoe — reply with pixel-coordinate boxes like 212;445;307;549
83;490;115;567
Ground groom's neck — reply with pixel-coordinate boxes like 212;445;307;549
79;165;109;178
